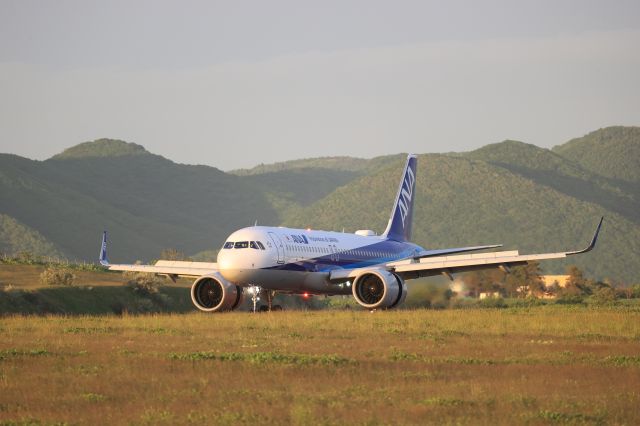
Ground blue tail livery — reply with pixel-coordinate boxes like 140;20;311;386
382;154;417;242
99;231;109;266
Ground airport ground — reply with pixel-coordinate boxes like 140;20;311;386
1;264;640;424
1;306;639;425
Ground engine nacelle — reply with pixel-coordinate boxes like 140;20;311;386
352;269;407;310
191;273;244;312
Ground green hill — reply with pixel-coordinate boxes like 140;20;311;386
283;154;640;282
553;126;640;183
1;129;639;282
230;156;370;175
0;214;63;258
51;138;149;159
230;154;405;176
0;142;281;262
465;140;639;224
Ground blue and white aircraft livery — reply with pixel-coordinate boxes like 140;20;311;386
100;155;603;312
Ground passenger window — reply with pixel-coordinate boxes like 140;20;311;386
234;241;249;249
223;242;234;249
250;241;258;249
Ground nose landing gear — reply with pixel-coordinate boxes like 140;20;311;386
247;286;282;312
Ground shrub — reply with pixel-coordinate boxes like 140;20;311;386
479;297;506;309
39;266;76;286
589;287;617;306
16;251;38;264
508;296;547;307
555;294;584;305
123;270;162;295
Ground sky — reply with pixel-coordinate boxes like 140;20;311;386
0;0;639;170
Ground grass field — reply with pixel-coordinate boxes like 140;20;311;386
1;307;639;425
0;264;197;315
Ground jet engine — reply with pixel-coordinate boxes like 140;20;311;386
190;273;244;312
352;269;407;310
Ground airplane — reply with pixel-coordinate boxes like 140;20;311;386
99;154;603;312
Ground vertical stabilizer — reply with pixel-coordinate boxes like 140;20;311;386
99;231;109;265
382;154;417;242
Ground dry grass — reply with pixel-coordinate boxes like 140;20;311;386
0;264;191;289
1;308;639;425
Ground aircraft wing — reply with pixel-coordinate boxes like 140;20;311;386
103;260;219;278
330;217;603;282
98;232;218;279
413;244;503;259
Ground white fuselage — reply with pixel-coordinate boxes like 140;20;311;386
217;226;422;294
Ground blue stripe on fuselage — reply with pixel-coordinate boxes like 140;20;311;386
263;238;422;273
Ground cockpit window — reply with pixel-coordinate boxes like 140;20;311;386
256;241;265;250
223;242;234;249
234;241;249;249
250;241;259;249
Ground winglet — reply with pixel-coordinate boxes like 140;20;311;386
99;231;109;266
566;217;603;256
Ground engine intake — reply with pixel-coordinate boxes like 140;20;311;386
352;269;406;309
191;274;244;312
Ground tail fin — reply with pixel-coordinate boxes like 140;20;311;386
99;231;109;266
382;154;417;242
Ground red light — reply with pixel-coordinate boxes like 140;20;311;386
303;292;309;298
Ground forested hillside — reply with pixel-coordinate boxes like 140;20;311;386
282;153;639;281
0;140;282;262
0;127;638;281
0;214;62;257
553;126;640;183
465;140;639;224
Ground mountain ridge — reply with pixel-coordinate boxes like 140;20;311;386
51;138;149;160
1;128;638;281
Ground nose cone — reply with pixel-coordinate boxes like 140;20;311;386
218;250;259;284
217;228;271;284
216;249;234;271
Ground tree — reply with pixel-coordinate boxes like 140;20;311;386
123;261;163;295
502;262;544;298
462;269;504;298
562;265;589;296
591;286;616;306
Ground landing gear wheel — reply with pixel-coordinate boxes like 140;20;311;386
266;290;277;311
259;305;269;312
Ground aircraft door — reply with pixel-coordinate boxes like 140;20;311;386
268;232;285;264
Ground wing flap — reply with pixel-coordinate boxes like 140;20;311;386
413;244;502;259
155;260;218;269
